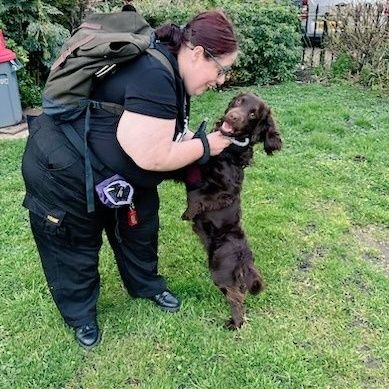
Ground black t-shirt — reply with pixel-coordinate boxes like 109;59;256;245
84;44;187;189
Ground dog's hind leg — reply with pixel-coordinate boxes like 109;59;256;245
223;287;245;330
192;219;213;251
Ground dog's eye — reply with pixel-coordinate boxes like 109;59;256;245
249;112;256;119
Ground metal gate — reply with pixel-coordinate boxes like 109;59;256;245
299;1;336;68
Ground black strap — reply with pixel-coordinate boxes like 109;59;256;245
60;113;109;214
184;92;191;133
60;122;105;174
149;37;189;141
83;103;95;212
78;99;124;117
100;102;124;116
185;93;191;118
193;121;210;165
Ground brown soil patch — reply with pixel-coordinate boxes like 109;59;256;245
354;225;389;275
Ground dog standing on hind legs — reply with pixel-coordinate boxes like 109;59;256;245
183;93;282;329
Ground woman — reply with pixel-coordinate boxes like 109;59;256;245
22;9;238;349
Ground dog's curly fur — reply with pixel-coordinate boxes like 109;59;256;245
182;93;282;329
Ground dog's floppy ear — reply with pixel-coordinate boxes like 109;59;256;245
251;105;282;155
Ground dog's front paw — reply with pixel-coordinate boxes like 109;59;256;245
181;204;201;220
225;318;244;330
181;208;194;220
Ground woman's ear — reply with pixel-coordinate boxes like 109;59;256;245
191;45;205;61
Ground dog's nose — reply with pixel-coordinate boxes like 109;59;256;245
226;111;239;122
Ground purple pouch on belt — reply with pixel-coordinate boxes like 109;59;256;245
95;174;134;208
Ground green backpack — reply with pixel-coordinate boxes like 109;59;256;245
43;9;174;119
42;9;176;214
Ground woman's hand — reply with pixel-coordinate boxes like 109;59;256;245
207;131;232;156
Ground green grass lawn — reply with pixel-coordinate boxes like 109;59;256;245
0;82;388;388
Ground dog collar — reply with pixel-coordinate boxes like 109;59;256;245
223;131;251;159
230;137;249;147
219;127;249;148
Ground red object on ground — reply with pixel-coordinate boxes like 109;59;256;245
0;30;16;64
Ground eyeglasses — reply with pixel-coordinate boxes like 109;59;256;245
185;43;232;78
203;48;232;78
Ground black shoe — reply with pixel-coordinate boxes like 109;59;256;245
151;290;181;312
75;322;101;350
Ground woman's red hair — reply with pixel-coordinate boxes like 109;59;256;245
155;10;238;57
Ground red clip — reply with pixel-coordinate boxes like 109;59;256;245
127;203;138;226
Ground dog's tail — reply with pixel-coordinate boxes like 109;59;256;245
243;262;265;295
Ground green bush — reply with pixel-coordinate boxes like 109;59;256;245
223;0;302;85
0;0;70;106
359;61;389;93
139;0;303;86
49;0;89;30
329;51;358;80
0;1;70;68
139;1;202;30
0;0;303;106
5;39;42;108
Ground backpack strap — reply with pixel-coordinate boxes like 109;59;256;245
86;47;175;117
146;47;174;78
79;100;124;117
60;114;112;214
51;35;95;71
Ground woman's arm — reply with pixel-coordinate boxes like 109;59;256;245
117;110;231;171
182;129;194;141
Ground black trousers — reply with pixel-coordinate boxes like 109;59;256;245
21;115;166;327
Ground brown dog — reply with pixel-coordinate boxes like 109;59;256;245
183;93;282;329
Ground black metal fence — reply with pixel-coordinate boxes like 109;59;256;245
300;4;335;68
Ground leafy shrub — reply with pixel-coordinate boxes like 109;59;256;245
325;1;389;92
221;0;302;85
0;0;70;106
0;0;303;106
139;0;303;86
4;39;42;107
139;0;202;29
50;0;89;30
0;1;70;69
329;51;358;80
